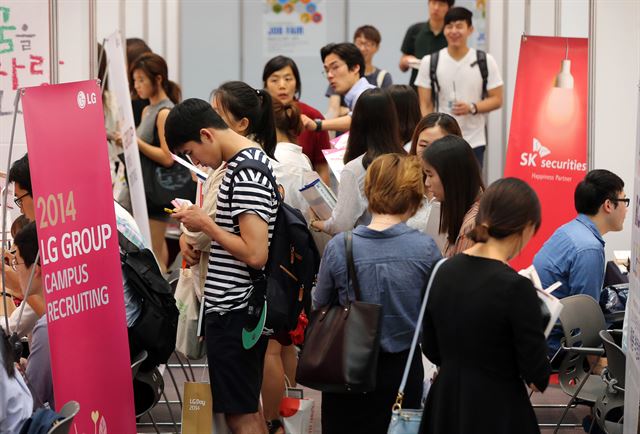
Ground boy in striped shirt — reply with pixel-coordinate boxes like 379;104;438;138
166;98;277;434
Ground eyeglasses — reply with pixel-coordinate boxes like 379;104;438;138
609;197;630;208
354;40;376;50
10;257;24;271
14;192;30;208
322;62;346;78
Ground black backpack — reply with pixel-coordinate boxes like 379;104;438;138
429;49;489;111
119;232;178;367
228;159;321;343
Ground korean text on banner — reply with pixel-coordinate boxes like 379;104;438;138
22;80;136;434
504;36;588;269
103;31;151;246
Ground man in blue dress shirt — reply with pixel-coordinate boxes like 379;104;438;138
533;169;628;358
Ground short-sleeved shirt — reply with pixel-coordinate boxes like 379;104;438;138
414;48;503;148
204;148;278;314
401;21;448;88
297;101;331;166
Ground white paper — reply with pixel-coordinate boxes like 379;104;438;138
322;147;345;183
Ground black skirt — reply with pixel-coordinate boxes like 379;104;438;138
321;348;424;434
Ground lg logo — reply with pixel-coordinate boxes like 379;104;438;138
76;91;97;109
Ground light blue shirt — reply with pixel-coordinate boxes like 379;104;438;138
344;77;376;113
0;343;33;433
312;223;441;353
533;214;605;354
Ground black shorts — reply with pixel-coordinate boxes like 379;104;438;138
205;309;268;414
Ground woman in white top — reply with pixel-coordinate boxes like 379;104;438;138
406;113;462;252
310;88;405;235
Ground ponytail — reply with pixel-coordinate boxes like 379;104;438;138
165;80;182;104
467;223;490;243
254;89;277;159
213;82;277;159
272;99;303;143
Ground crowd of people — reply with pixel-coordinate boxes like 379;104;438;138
0;1;632;433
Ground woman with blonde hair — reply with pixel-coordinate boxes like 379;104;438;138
313;153;442;434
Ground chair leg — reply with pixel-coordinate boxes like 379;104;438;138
554;361;598;434
161;389;180;434
148;413;161;434
174;350;193;383
165;363;183;409
185;356;196;381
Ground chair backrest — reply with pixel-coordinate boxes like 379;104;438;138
559;294;606;349
48;401;80;434
133;366;164;417
557;295;606;399
131;350;148;378
599;330;626;389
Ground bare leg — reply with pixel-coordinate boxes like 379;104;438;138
226;412;268;434
281;344;298;387
261;340;286;422
148;218;168;273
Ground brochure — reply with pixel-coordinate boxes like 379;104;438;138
299;178;337;220
171;153;208;182
322;147;346;182
519;265;564;338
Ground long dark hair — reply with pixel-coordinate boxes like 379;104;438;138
387;85;421;145
273;100;303;144
423;135;484;244
129;52;181;104
1;331;16;377
468;178;541;243
262;56;302;99
343;88;404;168
212;81;277;159
410;113;462;156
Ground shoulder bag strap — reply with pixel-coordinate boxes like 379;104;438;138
394;257;447;408
429;51;440;112
344;231;361;302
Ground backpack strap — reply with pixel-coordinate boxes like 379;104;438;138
344;231;362;303
227;156;282;205
118;230;140;255
475;50;489;100
429;51;440;112
376;69;388;88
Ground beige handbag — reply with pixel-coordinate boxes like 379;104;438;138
175;267;206;360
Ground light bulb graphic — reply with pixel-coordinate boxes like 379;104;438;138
554;39;574;89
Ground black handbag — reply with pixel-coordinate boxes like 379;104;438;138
140;108;196;212
295;231;382;393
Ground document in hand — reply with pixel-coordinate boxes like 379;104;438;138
322;147;346;182
299;178;337;220
518;265;563;338
171;153;209;182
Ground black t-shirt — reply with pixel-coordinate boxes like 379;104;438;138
401;21;448;88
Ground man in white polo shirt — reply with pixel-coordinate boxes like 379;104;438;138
415;7;503;167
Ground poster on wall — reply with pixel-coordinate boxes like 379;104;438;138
22;80;136;434
104;31;151;245
504;35;588;270
263;0;327;57
623;83;640;434
0;0;50;146
456;0;487;50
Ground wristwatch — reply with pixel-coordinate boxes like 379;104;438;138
314;119;323;132
470;103;478;115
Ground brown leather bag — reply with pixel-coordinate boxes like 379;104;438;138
295;231;382;393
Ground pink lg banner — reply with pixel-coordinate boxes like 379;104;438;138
22;80;136;433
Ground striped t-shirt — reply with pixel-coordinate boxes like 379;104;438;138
204;147;278;314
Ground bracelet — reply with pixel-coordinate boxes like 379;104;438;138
314;119;323;132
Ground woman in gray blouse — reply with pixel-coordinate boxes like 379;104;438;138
313;154;442;434
309;88;405;235
130;52;181;272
